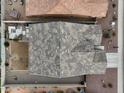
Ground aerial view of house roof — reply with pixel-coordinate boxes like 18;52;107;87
29;22;107;78
26;0;108;17
1;0;124;93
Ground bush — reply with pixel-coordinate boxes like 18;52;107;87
103;31;111;38
4;41;10;47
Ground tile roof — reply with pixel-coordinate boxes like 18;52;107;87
28;22;107;78
26;0;108;18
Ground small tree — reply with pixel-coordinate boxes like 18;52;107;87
80;81;85;85
112;31;116;36
103;30;112;38
77;87;81;91
4;41;10;47
5;62;9;67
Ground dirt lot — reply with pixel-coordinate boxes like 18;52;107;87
8;41;28;70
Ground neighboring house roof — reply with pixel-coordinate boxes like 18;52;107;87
28;22;107;78
26;0;108;18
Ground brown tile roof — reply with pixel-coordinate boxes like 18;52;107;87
26;0;108;18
